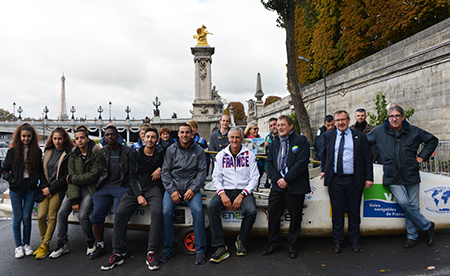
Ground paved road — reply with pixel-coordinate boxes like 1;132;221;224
0;219;449;276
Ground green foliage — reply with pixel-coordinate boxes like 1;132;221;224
264;96;282;107
289;111;301;134
224;102;246;122
0;108;16;121
367;92;415;126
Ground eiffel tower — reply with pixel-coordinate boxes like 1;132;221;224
58;73;69;120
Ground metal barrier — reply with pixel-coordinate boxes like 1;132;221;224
420;141;450;176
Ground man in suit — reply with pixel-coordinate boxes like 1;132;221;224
262;115;310;259
320;110;373;253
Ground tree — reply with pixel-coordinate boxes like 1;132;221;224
0;108;16;121
261;0;314;142
264;96;282;107
224;102;246;122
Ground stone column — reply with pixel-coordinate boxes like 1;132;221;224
191;46;215;102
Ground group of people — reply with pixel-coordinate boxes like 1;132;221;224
314;105;438;253
1;105;439;271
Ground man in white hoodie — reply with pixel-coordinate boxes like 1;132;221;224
207;127;259;263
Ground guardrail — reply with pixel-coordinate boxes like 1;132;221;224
420;141;450;176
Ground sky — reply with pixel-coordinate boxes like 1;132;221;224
0;0;288;120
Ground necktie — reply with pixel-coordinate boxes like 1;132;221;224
337;131;345;176
280;140;288;176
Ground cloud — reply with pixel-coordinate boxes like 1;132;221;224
0;0;287;120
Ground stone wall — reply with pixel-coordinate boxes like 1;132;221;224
257;18;450;140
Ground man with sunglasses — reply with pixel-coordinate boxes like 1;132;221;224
367;105;438;249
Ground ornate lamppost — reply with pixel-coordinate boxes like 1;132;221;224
70;106;76;120
43;106;49;139
17;106;23;122
153;96;161;117
109;101;112;122
13;102;16;118
97;106;103;121
125;106;131;120
70;106;77;133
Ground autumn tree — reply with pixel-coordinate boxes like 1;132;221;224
295;0;450;83
261;0;314;142
264;96;282;107
224;102;246;122
0;108;16;121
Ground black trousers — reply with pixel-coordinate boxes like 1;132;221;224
113;185;163;253
267;189;305;247
328;174;363;244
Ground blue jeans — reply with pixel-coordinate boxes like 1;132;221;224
10;181;37;247
91;186;126;225
389;184;432;240
161;191;206;254
207;190;256;247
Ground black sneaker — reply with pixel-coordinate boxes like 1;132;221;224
209;246;230;263
146;252;160;271
158;251;172;263
100;253;124;271
89;245;107;260
195;252;206;265
235;236;247;256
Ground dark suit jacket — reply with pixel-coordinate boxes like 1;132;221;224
267;131;310;195
321;129;373;189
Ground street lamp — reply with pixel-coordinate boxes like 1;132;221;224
13;102;16;117
97;106;103;120
298;56;327;117
17;106;23;122
109;101;112;122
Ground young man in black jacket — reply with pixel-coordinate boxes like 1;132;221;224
101;127;164;271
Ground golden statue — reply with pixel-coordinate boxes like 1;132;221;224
193;25;213;46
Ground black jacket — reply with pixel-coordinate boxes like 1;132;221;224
267;131;311;195
97;144;137;190
367;120;438;186
129;145;165;198
313;125;327;161
1;147;48;195
321;129;373;190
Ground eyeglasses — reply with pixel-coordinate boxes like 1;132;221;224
388;115;403;119
253;127;259;130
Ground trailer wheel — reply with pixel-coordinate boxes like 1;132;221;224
178;226;196;255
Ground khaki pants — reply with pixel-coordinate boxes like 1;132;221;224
38;192;61;248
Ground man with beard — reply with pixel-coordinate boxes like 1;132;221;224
101;127;164;271
159;124;207;265
350;108;382;164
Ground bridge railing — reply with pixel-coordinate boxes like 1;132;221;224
420;141;450;176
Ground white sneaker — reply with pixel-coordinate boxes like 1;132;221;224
86;245;95;256
23;244;33;256
15;246;24;259
49;243;69;259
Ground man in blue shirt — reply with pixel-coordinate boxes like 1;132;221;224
320;110;373;253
